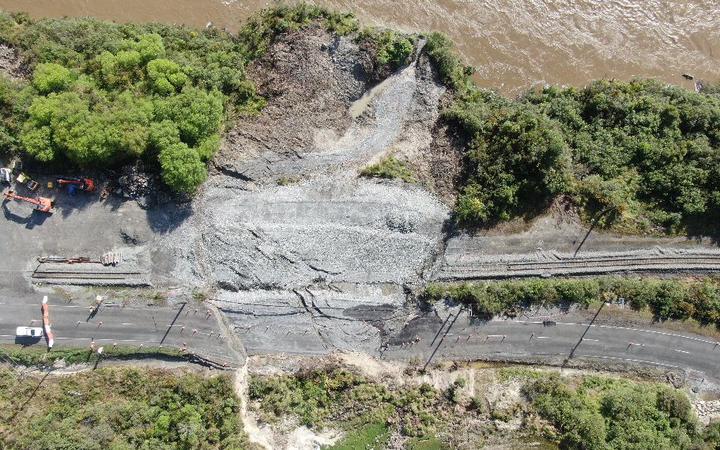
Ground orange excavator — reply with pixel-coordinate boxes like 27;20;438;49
56;177;96;192
3;190;54;213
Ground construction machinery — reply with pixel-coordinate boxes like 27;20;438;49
16;172;39;191
56;177;96;193
3;190;54;213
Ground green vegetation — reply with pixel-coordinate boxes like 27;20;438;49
524;373;704;449
250;366;720;449
360;155;415;182
358;28;415;73
0;367;246;449
0;5;420;194
423;32;474;91
0;344;184;367
329;422;390;450
426;277;720;326
249;368;461;447
237;4;359;60
0;12;266;193
428;33;720;234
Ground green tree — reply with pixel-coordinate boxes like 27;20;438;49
154;86;224;146
146;58;188;95
32;62;73;94
158;143;207;193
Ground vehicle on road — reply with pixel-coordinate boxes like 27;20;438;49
15;326;43;337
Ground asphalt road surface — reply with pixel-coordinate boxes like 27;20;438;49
0;295;239;365
382;307;720;385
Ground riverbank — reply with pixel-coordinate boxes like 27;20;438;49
0;0;717;95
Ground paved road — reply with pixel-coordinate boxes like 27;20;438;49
0;293;241;366
2;177;719;384
381;308;720;384
229;299;720;386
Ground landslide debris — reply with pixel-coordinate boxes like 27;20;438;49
160;26;450;354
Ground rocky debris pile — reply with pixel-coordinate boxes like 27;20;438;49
215;26;372;179
694;399;720;425
0;44;28;80
114;164;175;208
153;26;452;356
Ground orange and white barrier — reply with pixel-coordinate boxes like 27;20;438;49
41;296;54;349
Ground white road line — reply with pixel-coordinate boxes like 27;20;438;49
577;354;683;370
514;320;717;345
55;337;144;343
674;349;691;354
535;336;550;340
582;338;599;342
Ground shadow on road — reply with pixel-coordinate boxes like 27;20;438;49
13;336;42;347
2;199;50;229
562;302;605;368
160;302;187;345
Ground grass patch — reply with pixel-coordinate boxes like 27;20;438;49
407;436;445;450
329;421;390;450
0;366;246;449
0;344;184;367
360;156;415;182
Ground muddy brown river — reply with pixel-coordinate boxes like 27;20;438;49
0;0;717;95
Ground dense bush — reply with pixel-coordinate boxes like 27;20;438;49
426;277;720;326
524;374;700;449
0;367;246;449
447;91;572;223
429;34;720;234
423;32;473;90
0;12;268;193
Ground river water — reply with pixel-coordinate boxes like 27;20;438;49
0;0;717;95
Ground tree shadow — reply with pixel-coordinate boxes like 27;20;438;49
146;203;193;234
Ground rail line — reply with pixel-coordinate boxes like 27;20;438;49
31;270;151;286
437;253;720;280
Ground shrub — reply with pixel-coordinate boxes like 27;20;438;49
360;156;414;182
158;143;207;193
359;29;415;71
525;374;700;449
427;277;720;327
0;366;246;449
32;62;73;93
427;37;720;233
423;32;471;90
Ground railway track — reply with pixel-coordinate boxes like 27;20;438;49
436;252;720;281
32;270;151;286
